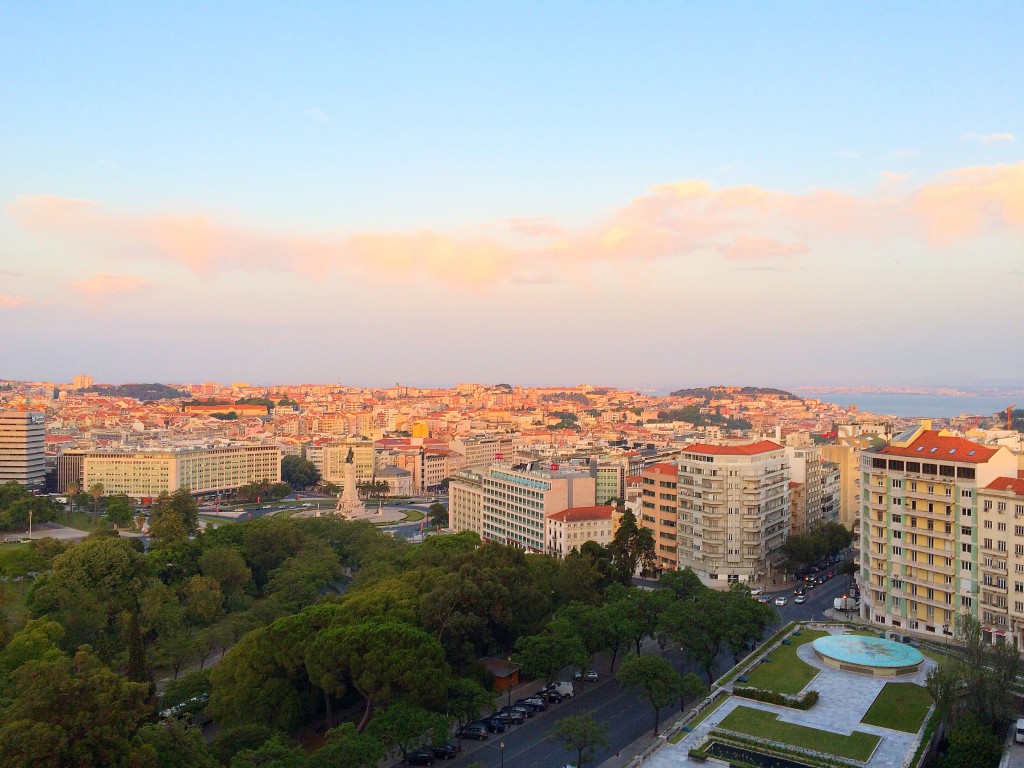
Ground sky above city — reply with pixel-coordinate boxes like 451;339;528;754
2;2;1022;390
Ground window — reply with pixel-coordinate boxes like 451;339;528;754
961;526;972;536
984;538;993;549
985;520;993;529
961;596;973;608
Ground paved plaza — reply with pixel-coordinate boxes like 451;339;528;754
642;627;936;768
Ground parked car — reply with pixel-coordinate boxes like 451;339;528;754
536;687;563;703
432;744;458;760
516;697;546;711
407;748;435;766
758;594;771;603
482;717;507;733
495;707;525;724
455;723;488;741
573;669;598;682
775;596;788;606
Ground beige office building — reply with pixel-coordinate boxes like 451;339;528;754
481;462;596;552
317;439;376;490
0;411;46;490
677;441;790;585
82;444;281;499
449;470;485;536
450;435;518;472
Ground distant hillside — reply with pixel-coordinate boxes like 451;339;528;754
670;386;798;400
84;383;188;400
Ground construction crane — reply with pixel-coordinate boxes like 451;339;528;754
1009;404;1018;431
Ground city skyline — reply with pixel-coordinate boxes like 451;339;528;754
2;3;1022;386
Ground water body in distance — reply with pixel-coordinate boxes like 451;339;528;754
801;393;1012;419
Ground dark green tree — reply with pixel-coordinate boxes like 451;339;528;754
281;455;321;491
309;723;384;768
617;653;683;735
608;508;656;582
366;702;450;765
133;718;218;768
547;713;608;768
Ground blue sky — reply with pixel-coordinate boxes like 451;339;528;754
1;2;1022;388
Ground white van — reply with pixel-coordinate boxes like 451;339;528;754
548;681;575;699
1015;719;1024;744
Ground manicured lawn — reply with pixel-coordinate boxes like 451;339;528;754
743;630;828;694
919;646;952;670
402;509;425;522
861;683;932;733
717;705;880;761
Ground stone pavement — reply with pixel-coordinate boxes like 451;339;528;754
620;626;935;768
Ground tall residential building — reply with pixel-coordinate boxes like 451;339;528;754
72;374;94;390
0;411;46;490
859;427;1017;640
639;463;679;571
82;444;281;500
785;445;840;535
481;462;596;552
978;478;1024;645
677;441;790;585
596;460;626;505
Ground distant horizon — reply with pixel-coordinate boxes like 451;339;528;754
5;375;1022;399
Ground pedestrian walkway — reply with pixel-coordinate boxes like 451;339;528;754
617;625;934;768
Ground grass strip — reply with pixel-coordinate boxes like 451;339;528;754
717;705;879;761
860;682;932;733
743;630;828;695
668;693;731;743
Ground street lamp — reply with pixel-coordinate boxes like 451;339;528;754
499;741;505;768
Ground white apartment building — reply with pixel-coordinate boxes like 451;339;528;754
677;441;790;584
481;462;596;552
82;443;281;500
546;505;614;557
0;411;46;490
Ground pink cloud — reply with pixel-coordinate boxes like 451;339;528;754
69;273;148;297
718;236;809;260
8;161;1023;289
0;294;30;309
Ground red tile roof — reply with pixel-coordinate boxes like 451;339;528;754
984;477;1024;497
879;430;997;464
682;440;782;456
644;462;678;476
547;505;615;523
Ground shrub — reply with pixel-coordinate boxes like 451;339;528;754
733;686;819;710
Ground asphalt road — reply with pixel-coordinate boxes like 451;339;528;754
439;571;858;767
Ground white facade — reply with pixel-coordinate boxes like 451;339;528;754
677;441;790;584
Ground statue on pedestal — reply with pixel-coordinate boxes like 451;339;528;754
335;447;368;519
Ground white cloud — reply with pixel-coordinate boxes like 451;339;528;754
964;132;1015;145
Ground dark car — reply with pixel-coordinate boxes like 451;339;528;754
456;723;488;741
793;587;806;596
432;744;458;760
482;717;507;733
516;697;546;711
536;687;563;703
407;749;435;766
496;706;527;724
